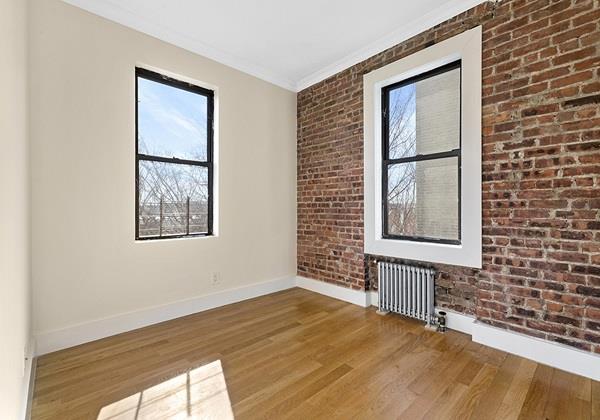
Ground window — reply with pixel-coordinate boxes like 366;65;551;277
382;61;461;245
363;26;482;268
135;68;214;240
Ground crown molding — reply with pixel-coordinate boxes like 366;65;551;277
62;0;488;93
295;0;489;91
61;0;297;91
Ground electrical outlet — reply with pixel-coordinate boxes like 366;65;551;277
211;272;221;285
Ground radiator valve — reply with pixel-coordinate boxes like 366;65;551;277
436;311;447;333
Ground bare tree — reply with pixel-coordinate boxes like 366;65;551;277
138;137;209;236
387;88;416;235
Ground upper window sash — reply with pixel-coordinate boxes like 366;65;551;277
381;60;461;162
136;67;214;164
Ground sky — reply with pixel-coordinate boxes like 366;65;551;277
388;83;417;160
138;77;208;161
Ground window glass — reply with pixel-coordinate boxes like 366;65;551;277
138;77;208;161
387;158;459;241
387;66;460;159
136;68;213;240
383;61;461;244
138;161;209;237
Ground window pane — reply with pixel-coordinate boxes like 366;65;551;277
387;157;459;241
138;161;209;237
138;77;208;161
388;66;460;159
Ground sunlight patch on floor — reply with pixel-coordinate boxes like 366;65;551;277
97;360;234;419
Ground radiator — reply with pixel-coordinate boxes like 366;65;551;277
377;262;436;327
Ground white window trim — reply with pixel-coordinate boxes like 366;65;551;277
363;26;482;268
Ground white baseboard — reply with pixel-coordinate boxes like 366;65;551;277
33;274;600;382
310;277;599;381
369;290;378;307
438;309;475;335
22;354;36;420
34;275;295;355
472;321;600;381
296;276;370;307
20;335;36;420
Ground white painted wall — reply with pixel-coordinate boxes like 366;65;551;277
30;0;297;336
0;0;32;418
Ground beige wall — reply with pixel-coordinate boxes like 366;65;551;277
30;0;296;335
0;0;31;418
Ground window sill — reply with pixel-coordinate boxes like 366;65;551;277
135;233;216;243
365;236;480;269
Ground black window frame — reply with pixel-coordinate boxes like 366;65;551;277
381;60;462;245
135;67;214;240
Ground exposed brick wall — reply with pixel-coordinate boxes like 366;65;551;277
297;0;600;353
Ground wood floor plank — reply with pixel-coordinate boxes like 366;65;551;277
31;288;598;420
593;381;600;419
297;328;424;415
420;382;468;420
543;369;575;420
237;363;353;418
447;363;498;419
495;358;537;420
518;364;554;420
456;359;484;386
398;349;472;419
469;353;523;420
327;340;441;418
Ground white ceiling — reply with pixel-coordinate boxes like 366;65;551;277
62;0;486;91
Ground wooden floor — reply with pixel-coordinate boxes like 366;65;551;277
32;288;599;420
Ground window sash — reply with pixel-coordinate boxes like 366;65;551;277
135;68;214;240
383;148;460;165
381;61;462;245
381;158;461;245
137;153;211;167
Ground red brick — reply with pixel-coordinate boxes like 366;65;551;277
552;46;597;66
298;0;600;355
